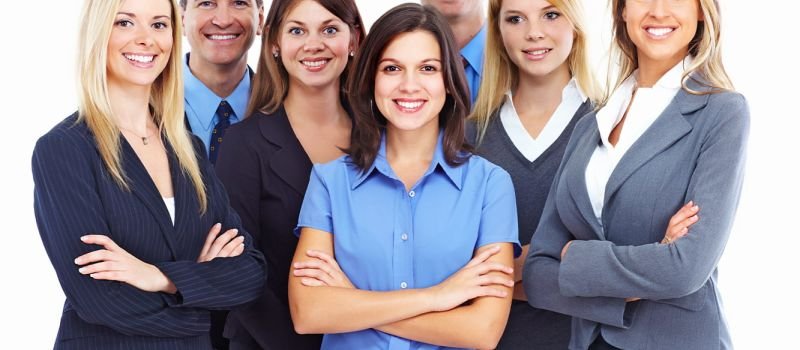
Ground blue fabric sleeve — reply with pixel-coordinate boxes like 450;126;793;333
295;164;334;236
476;166;522;257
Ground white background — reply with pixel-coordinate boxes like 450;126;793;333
1;1;797;348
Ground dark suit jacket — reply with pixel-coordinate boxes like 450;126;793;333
524;80;749;349
215;107;323;350
32;113;267;350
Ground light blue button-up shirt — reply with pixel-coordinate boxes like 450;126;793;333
183;53;250;155
461;25;486;105
296;131;520;350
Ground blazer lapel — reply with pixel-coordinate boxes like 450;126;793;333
121;137;180;259
259;107;313;196
564;120;605;239
603;86;708;206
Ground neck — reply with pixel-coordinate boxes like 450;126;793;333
188;53;248;98
448;12;484;49
284;80;346;126
513;63;572;110
107;80;154;132
385;123;439;165
636;51;687;87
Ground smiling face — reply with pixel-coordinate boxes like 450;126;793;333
107;0;174;89
277;0;353;90
182;0;263;69
623;0;701;70
374;30;446;135
499;0;574;81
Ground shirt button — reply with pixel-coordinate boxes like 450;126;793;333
400;282;408;289
408;190;416;198
401;233;408;241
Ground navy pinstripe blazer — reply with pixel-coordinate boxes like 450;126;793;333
32;113;266;349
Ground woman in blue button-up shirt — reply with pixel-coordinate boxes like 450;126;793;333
288;4;521;350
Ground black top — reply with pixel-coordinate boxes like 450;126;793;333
467;100;592;349
32;113;266;350
215;107;323;349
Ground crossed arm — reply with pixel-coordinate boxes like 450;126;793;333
288;227;515;350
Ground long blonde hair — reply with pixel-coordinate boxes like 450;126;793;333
470;0;600;144
77;0;207;212
605;0;733;104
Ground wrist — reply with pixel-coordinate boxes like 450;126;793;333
152;264;177;294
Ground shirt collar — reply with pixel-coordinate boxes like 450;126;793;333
460;25;487;77
183;53;250;130
350;130;464;190
502;77;585;118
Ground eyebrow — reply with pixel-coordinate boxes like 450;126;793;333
501;5;557;15
378;58;442;64
285;18;343;26
117;12;171;20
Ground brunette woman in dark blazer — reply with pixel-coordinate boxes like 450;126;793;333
214;0;365;349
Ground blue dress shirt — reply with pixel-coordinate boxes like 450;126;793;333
296;131;520;350
461;25;486;105
183;53;250;155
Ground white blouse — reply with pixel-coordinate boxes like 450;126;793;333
163;197;175;225
585;57;691;225
500;78;587;162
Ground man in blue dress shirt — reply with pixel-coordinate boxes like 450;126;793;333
181;0;264;160
179;2;265;347
421;0;486;105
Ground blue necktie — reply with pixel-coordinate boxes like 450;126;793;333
209;100;233;164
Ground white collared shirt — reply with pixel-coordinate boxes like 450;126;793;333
163;197;175;225
585;57;691;225
500;78;587;162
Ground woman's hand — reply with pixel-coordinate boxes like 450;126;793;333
292;250;354;288
197;223;245;263
75;235;176;294
663;201;700;244
426;245;514;312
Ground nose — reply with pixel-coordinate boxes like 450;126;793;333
303;32;324;53
399;71;421;94
647;0;669;18
526;20;545;41
211;5;234;27
134;25;156;47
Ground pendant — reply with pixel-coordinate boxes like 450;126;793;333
142;137;149;145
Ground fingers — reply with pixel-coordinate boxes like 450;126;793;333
87;271;125;282
300;277;327;287
293;259;335;278
75;249;113;265
78;261;121;275
669;202;699;227
206;228;240;259
81;235;120;251
293;268;335;286
475;274;515;288
229;242;245;258
472;261;514;276
200;223;222;258
465;245;501;268
474;286;508;299
218;236;245;257
305;250;342;271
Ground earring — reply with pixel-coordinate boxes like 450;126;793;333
273;51;279;58
349;51;355;57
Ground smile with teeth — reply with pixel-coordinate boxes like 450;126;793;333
395;100;425;111
207;34;239;40
301;59;330;68
124;54;155;63
647;27;675;37
524;48;551;55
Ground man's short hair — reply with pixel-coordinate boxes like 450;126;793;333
179;0;264;9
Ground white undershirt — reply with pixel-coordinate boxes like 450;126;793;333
163;197;175;225
585;57;691;225
500;78;587;162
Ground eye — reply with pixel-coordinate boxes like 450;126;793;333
382;65;400;72
420;65;438;72
115;19;134;28
322;26;339;36
506;15;524;24
152;22;169;30
544;11;561;20
288;27;305;36
233;0;249;7
198;1;215;8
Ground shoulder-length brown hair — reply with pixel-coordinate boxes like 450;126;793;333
246;0;365;117
346;3;472;171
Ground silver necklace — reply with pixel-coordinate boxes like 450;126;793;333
119;126;156;145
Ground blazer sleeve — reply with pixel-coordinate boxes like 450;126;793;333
32;131;208;337
523;118;630;327
557;94;750;300
155;136;266;310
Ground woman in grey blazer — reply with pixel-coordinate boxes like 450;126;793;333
523;0;748;349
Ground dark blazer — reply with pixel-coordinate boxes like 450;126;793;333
32;113;267;350
215;107;323;349
523;80;749;349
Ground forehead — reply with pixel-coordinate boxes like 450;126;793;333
501;0;557;11
283;0;342;25
381;30;441;61
119;0;173;15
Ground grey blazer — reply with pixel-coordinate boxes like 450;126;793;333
523;79;749;350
